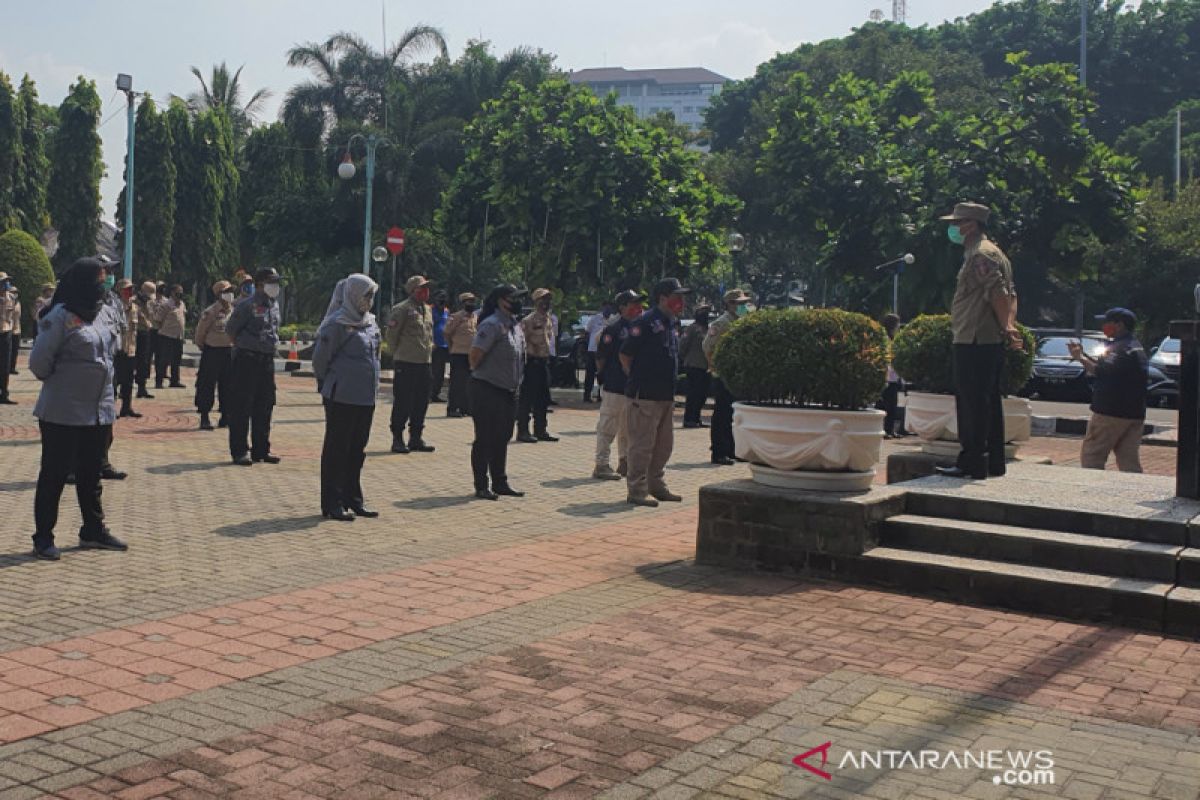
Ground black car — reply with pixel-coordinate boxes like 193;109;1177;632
1023;335;1106;401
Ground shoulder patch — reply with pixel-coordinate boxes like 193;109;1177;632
631;326;642;337
65;313;81;330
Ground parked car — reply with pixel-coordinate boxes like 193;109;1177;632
1023;335;1107;401
1149;337;1180;407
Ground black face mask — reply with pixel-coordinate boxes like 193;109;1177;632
464;304;476;312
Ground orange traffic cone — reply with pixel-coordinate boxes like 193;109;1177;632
288;335;299;361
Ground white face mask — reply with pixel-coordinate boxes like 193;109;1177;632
263;284;281;299
220;292;234;303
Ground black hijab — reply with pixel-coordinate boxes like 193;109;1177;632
42;258;106;323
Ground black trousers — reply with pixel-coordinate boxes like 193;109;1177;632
34;421;108;547
135;331;152;389
321;400;374;512
195;346;232;416
710;378;735;460
430;347;449;400
471;379;516;491
228;350;276;459
114;352;135;410
684;367;711;424
953;343;1006;476
879;381;901;434
583;352;597;400
391;361;431;443
8;333;16;372
0;332;10;399
146;329;159;382
155;335;183;386
448;353;471;414
518;356;550;434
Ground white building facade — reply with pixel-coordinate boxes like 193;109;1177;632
568;67;728;132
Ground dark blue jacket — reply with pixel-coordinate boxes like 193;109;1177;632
620;307;679;402
1091;333;1147;420
597;317;632;395
227;293;280;354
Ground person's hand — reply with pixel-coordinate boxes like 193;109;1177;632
1006;327;1024;351
1066;340;1083;360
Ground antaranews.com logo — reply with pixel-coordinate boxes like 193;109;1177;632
793;742;1055;787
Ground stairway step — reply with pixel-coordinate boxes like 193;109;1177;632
1166;586;1200;637
857;547;1169;628
882;515;1182;582
1181;550;1200;588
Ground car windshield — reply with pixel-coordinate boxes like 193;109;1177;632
1038;337;1106;358
1160;338;1181;353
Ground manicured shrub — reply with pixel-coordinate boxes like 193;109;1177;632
892;313;1034;395
0;228;54;330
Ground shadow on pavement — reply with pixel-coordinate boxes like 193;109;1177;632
213;515;324;538
0;439;39;447
557;501;634;518
668;461;730;472
541;477;598;490
394;496;474;511
0;481;38;492
274;419;324;425
146;462;226;475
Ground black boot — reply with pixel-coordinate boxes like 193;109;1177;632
199;412;214;431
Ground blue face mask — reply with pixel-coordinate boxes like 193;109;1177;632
947;225;966;246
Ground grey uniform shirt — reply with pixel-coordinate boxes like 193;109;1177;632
471;310;525;393
30;305;118;426
312;320;382;407
227;293;281;354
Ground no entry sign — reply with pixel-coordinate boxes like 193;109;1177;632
386;227;405;255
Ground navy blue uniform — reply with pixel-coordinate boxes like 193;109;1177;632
620;307;678;401
226;293;280;460
597;317;632;395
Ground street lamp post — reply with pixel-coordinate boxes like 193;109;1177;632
873;254;915;317
728;232;745;286
338;133;391;276
116;73;136;280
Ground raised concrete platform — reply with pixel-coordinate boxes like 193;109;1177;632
886;449;1052;484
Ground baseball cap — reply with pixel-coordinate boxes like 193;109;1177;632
652;278;692;301
1104;307;1137;328
254;267;281;284
405;275;430;293
615;289;646;306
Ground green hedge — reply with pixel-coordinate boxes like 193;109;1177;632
0;229;54;332
891;314;1035;395
713;307;889;410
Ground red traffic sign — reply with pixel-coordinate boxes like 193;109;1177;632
386;227;406;255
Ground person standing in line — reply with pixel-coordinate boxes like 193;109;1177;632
133;282;157;399
592;289;644;481
429;292;450;404
468;285;527;500
444;292;477;418
226;267;283;466
1070;308;1148;473
9;288;21;374
33;283;54;345
679;305;711;429
113;279;141;419
194;280;236;431
516;288;558;443
313;274;382;521
935;202;1021;480
94;263;128;481
582;303;613;403
29;258;130;560
152;284;186;389
879;313;904;438
0;273;14;404
703;288;751;466
545;307;560;408
386;275;436;454
621;278;690;506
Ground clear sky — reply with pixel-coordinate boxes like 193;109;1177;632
1;0;1000;223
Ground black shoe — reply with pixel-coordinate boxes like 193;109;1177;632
254;454;282;464
169;382;186;389
322;507;355;522
79;531;128;551
232;454;253;466
535;432;559;442
475;489;499;501
100;467;127;481
349;505;379;518
988;467;1007;478
516;433;537;444
409;440;435;453
711;456;736;466
494;485;525;497
430;396;445;404
33;543;61;561
447;410;465;418
0;397;15;405
120;408;143;419
935;466;984;480
391;440;410;454
683;421;702;429
199;413;214;431
137;390;154;399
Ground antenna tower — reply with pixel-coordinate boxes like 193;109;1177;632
893;0;907;24
869;9;884;22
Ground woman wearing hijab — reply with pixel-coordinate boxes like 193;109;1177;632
312;274;382;521
468;285;527;500
28;258;130;560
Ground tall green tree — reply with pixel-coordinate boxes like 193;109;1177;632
171;107;239;287
185;62;271;143
115;96;176;279
0;70;21;229
13;75;50;237
47;77;103;269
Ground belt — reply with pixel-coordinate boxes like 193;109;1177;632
237;349;274;359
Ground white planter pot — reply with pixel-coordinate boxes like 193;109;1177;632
1003;397;1033;443
733;403;885;492
905;393;1033;444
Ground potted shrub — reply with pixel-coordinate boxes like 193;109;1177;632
713;308;889;491
891;314;1035;455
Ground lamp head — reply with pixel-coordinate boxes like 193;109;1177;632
337;154;356;180
372;246;389;263
903;253;915;265
116;73;133;92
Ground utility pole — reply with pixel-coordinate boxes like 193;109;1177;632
1080;0;1088;127
1177;106;1183;198
117;74;136;280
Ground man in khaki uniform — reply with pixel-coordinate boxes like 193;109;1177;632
113;279;140;418
937;201;1021;480
0;273;14;403
704;288;751;466
152;284;187;388
387;275;435;453
443;292;478;418
9;288;21;374
134;282;156;398
517;288;558;443
194;279;236;430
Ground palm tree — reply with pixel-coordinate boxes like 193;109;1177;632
185;62;271;141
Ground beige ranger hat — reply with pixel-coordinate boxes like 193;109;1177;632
0;272;8;281
531;288;552;302
114;278;133;291
457;292;477;304
140;281;156;295
940;202;991;223
212;279;233;294
723;288;751;305
405;275;430;293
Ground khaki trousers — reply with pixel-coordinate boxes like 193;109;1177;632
595;389;628;468
625;398;675;498
1080;412;1143;473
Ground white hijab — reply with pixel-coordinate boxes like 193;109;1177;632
321;274;378;331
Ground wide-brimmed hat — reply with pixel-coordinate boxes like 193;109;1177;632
458;292;477;304
405;275;430;293
531;288;552;302
212;280;233;294
0;272;8;281
939;202;991;223
723;288;751;305
140;281;156;295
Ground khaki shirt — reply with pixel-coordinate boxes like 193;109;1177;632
0;292;12;334
386;296;433;364
703;311;737;372
950;238;1015;345
194;302;234;348
521;309;553;359
119;302;138;355
444;310;477;355
10;300;21;336
153;298;187;340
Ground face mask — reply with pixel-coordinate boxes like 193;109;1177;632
264;283;281;299
1102;323;1120;339
464;304;476;312
103;275;116;291
241;283;253;296
737;303;750;316
220;292;234;303
121;288;134;301
504;298;521;315
666;296;685;317
947;225;966;246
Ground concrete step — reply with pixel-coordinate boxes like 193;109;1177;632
903;490;1189;546
1166;586;1200;637
1180;550;1200;587
881;515;1182;582
856;547;1169;628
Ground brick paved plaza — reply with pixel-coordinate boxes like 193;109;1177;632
1;362;1198;799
